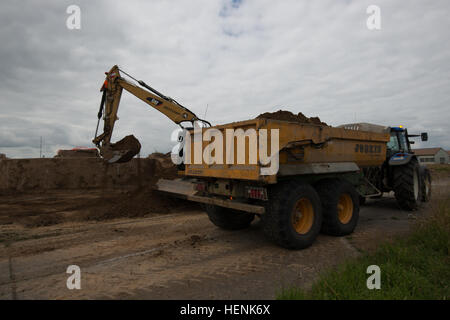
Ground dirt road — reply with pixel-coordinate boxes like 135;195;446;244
0;181;447;300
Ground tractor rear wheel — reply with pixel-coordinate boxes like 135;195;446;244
205;205;255;230
420;167;432;202
263;181;322;249
316;179;360;236
393;159;421;211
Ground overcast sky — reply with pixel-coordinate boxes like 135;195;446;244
0;0;449;158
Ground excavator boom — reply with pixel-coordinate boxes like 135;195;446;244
93;65;209;163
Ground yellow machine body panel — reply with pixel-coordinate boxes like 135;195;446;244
183;118;390;182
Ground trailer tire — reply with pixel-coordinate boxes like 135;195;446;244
205;205;255;230
263;181;322;249
359;196;366;206
393;159;421;211
316;179;360;236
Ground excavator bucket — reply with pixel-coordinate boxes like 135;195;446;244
100;135;141;163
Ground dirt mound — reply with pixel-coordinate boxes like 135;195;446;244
256;110;328;126
83;151;182;220
0;155;179;193
81;189;195;221
0;151;186;226
84;152;183;220
147;152;167;159
0;152;183;226
147;152;178;178
55;149;99;158
0;189;199;228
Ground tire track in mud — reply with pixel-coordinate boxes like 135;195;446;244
79;224;358;299
0;212;208;284
8;256;17;300
1;189;439;299
0;208;363;299
0;211;204;257
95;242;349;299
0;217;306;299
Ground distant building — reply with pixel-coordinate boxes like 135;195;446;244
413;147;449;164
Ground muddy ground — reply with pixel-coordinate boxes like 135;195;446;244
1;175;448;300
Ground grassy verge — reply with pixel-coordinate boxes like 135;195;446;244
428;164;450;173
278;197;450;300
429;164;450;180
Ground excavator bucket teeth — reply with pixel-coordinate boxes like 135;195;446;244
100;135;141;163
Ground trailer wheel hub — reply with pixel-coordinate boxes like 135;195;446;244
337;193;353;224
291;198;314;234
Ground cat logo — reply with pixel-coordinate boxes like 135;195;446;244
146;97;162;106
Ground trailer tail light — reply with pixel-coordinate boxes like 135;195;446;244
246;187;268;201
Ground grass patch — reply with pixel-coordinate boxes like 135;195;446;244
429;164;450;173
278;198;450;300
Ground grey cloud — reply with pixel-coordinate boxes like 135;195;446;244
0;0;449;159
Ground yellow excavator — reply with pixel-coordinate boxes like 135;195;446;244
92;65;210;163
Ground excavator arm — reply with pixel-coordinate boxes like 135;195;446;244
93;65;210;163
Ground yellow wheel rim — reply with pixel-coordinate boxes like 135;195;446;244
338;193;353;224
291;197;314;234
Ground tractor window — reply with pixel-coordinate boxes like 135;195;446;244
398;132;408;152
387;133;400;152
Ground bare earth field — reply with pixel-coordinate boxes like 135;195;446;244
1;175;448;300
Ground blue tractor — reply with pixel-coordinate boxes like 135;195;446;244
364;125;431;210
339;123;432;211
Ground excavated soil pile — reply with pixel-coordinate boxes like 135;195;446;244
0;152;195;226
81;152;188;221
0;188;197;228
147;152;178;180
256;110;328;126
81;188;195;221
0;153;177;192
55;149;99;158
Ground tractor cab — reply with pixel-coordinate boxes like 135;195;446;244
387;126;428;160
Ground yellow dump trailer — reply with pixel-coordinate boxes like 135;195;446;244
157;118;390;249
182;118;389;183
